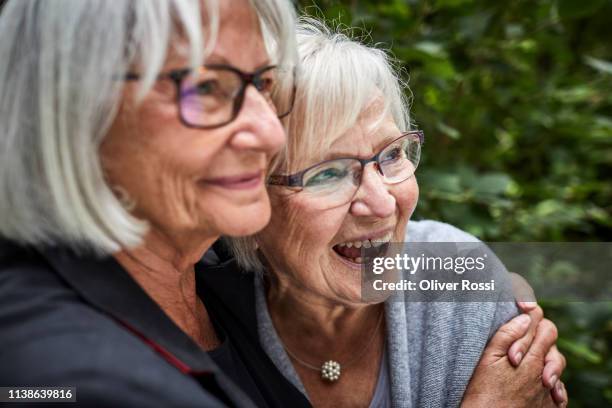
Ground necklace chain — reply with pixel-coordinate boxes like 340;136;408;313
281;307;385;372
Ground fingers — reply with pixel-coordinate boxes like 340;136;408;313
508;304;544;366
510;272;537;305
560;382;568;407
486;313;531;359
545;345;568;407
517;301;539;312
527;318;559;361
552;380;568;407
516;294;539;314
543;345;567;389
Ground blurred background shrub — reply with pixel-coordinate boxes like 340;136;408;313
298;0;612;406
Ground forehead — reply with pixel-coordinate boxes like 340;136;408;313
327;100;400;157
209;0;268;68
165;0;268;70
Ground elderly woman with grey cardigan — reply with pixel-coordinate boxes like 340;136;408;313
208;19;568;407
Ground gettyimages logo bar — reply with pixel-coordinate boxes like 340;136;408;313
360;242;612;303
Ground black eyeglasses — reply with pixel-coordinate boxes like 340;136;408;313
268;130;424;209
125;64;296;129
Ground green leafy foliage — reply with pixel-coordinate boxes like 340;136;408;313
299;1;612;405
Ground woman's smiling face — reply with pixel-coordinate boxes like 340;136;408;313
257;102;419;305
100;0;286;248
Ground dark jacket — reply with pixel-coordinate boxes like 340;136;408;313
0;239;309;407
196;242;310;408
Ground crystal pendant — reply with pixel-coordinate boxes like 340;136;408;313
321;360;341;382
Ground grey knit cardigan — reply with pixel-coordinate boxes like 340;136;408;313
254;220;519;408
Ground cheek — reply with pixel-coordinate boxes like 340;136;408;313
103;96;188;182
100;98;226;226
133;103;223;177
260;195;346;267
395;178;419;232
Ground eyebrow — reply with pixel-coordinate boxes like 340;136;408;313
322;131;403;161
205;54;272;70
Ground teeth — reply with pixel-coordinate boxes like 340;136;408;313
372;232;393;246
355;257;363;263
336;233;393;251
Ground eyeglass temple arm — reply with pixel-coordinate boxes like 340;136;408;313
123;69;189;82
124;73;141;81
267;173;303;187
415;130;425;145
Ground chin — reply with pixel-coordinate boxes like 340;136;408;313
218;201;272;237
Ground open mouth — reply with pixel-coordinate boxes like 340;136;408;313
332;232;393;264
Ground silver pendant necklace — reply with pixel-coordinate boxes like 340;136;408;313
281;308;384;383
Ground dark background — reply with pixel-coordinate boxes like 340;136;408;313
299;0;612;406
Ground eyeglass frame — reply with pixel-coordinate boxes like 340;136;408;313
124;64;296;130
268;130;425;189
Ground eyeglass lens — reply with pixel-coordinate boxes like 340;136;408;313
179;66;294;128
299;133;421;209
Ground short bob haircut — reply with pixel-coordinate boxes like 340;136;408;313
226;17;412;273
0;0;296;254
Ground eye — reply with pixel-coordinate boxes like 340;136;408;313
194;80;220;95
305;167;348;187
380;147;403;164
254;76;275;93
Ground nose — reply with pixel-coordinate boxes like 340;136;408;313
349;163;396;218
229;86;286;154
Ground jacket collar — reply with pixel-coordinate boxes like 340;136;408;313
198;240;258;325
37;244;254;407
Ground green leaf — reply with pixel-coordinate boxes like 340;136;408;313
420;171;463;193
436;122;461;140
584;56;612;75
377;0;411;18
553;86;597;103
473;174;513;195
557;337;603;364
413;41;447;58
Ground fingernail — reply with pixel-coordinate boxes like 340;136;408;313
549;375;558;389
516;313;531;327
514;352;523;364
555;379;563;393
518;301;538;309
562;382;568;398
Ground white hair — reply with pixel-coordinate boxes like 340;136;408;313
0;0;296;254
226;16;412;273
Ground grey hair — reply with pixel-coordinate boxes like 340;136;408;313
0;0;296;254
226;16;412;273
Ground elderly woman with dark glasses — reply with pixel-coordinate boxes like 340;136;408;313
202;19;569;407
0;0;311;407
